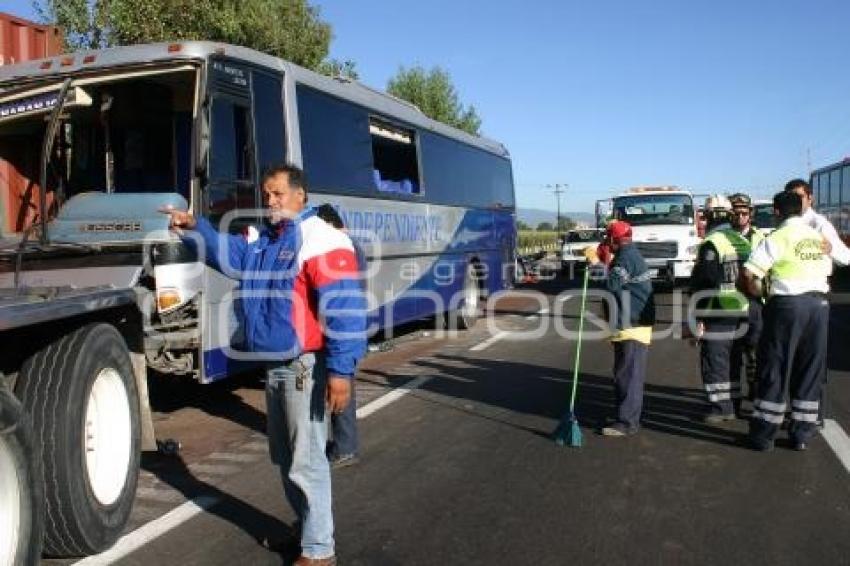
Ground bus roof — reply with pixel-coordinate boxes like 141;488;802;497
0;40;509;158
810;157;850;176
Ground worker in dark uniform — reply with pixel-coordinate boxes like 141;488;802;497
585;220;655;436
739;191;831;451
727;193;765;405
689;195;752;422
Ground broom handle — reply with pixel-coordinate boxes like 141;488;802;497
569;268;590;412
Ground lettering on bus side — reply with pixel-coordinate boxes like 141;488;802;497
338;209;444;244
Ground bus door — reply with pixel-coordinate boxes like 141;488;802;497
198;58;259;381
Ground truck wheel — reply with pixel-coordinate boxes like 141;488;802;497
19;323;140;557
0;385;43;566
450;262;483;330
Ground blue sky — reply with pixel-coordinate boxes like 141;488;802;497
7;0;850;212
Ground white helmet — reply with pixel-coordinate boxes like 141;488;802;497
704;194;732;211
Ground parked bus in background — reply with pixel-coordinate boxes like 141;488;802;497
810;158;850;245
597;186;700;283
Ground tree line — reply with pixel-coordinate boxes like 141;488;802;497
33;0;482;135
517;218;577;232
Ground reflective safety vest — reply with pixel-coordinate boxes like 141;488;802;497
767;222;831;290
700;229;751;313
744;226;765;250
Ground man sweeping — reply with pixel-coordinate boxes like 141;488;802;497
585;220;655;436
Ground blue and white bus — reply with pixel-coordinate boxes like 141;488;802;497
0;41;516;383
810;158;850;245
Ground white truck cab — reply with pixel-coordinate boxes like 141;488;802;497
597;186;701;283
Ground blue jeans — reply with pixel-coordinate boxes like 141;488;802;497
266;353;334;559
331;383;359;457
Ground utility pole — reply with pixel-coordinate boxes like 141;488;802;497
546;183;567;232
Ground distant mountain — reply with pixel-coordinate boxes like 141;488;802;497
517;207;595;228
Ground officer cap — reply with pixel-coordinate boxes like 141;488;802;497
728;193;752;210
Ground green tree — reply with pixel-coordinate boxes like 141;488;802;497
387;65;481;135
516;220;530;231
34;0;332;70
556;217;576;232
536;221;553;232
316;58;359;80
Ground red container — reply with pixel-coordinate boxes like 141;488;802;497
0;12;62;66
0;13;63;235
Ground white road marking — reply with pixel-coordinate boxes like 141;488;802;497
208;452;261;463
135;486;181;503
470;331;510;351
241;440;269;452
820;419;850;474
188;463;241;477
75;367;438;564
525;307;550;320
74;496;218;565
356;375;432;419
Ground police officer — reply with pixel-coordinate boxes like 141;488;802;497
739;191;831;451
728;193;765;405
689;195;753;422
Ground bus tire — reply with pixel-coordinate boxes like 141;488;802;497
18;323;140;557
0;381;43;566
450;262;483;330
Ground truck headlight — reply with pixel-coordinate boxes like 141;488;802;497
686;244;699;256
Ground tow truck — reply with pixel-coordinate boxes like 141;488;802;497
597;186;701;284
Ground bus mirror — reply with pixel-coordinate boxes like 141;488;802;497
196;106;210;179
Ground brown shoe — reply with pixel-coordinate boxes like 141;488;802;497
293;556;336;565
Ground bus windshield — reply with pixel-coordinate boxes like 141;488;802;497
612;194;694;226
0;67;195;233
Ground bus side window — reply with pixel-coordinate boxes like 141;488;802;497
369;118;420;195
830;168;841;206
842;166;850;206
207;96;255;228
819;172;830;208
419;130;514;209
296;85;374;194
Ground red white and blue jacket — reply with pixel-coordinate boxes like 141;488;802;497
188;208;367;377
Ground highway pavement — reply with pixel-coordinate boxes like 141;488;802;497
54;275;850;565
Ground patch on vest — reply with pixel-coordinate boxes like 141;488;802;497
794;239;823;261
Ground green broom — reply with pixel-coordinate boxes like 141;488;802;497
554;267;590;447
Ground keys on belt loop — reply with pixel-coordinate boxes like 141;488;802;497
294;358;307;391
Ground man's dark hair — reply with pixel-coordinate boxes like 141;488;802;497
261;163;308;201
784;178;812;196
315;203;345;229
773;190;803;220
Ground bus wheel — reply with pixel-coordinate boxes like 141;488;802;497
19;323;140;557
450;262;483;330
0;381;43;566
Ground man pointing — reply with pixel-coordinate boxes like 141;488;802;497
164;164;366;565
